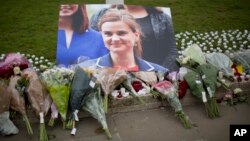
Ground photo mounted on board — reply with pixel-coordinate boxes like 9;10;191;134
56;4;178;72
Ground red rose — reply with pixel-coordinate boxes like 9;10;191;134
178;80;188;99
131;81;143;92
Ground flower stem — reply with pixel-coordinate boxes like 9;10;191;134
104;128;112;139
104;95;108;113
176;111;192;129
48;118;55;127
208;97;220;117
23;115;33;135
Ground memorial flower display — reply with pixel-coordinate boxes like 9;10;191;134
9;75;33;135
41;67;74;128
67;67;93;134
0;29;249;139
22;68;52;141
95;68;127;113
81;86;112;139
153;80;192;128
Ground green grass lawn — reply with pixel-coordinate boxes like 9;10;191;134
0;0;249;60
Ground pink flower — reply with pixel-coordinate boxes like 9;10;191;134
153;80;174;95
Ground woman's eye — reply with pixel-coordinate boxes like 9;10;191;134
117;31;127;36
103;32;112;36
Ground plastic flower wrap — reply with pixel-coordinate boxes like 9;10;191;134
131;71;158;86
8;75;33;135
166;71;188;99
153;80;192;128
81;86;112;139
22;68;52;141
205;52;234;80
130;71;166;99
95;68;127;113
182;44;206;65
184;71;214;118
0;53;30;79
231;50;250;75
121;73;148;104
67;67;94;135
0;80;19;136
41;67;74;128
197;64;220;118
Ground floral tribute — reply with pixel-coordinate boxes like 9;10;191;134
41;67;74;129
0;29;249;139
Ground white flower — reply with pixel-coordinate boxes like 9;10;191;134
182;56;190;64
233;88;242;94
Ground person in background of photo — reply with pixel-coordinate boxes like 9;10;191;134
56;4;108;67
90;5;178;71
79;9;168;72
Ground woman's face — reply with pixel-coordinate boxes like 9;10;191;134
101;21;139;55
59;4;79;17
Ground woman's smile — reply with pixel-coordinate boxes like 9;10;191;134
101;21;139;54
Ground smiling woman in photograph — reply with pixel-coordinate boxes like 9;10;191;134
79;9;168;72
90;5;178;71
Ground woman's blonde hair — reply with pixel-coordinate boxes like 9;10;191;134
98;9;142;57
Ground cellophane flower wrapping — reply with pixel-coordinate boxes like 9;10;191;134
8;75;33;135
121;73;148;104
205;52;234;79
197;64;220;118
41;67;74;128
81;86;112;139
153;80;192;128
0;80;19;136
131;71;158;86
231;51;250;74
184;71;213;118
22;68;52;141
182;44;206;65
67;67;93;133
95;68;127;113
0;53;30;79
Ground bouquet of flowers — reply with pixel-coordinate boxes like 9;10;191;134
67;67;93;135
205;52;234;80
81;85;112;139
41;67;74;128
184;71;214;118
0;80;19;136
197;64;220;118
121;73;149;104
0;53;30;79
95;68;127;113
22;68;52;141
223;88;248;106
130;71;160;99
9;75;33;135
131;71;158;86
153;80;192;128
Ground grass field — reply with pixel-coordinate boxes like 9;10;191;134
0;0;249;60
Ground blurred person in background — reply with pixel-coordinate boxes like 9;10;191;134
56;4;108;67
